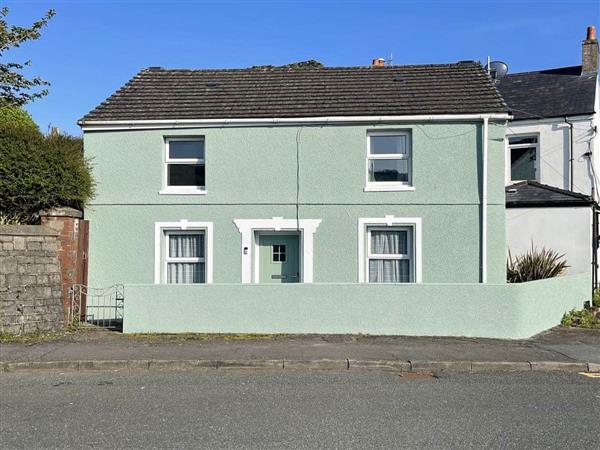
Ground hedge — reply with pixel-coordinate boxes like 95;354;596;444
0;119;95;223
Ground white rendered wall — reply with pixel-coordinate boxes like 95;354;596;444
506;207;592;274
505;114;599;197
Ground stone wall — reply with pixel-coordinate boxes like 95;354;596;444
0;225;64;334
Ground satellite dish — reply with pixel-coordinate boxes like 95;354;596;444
485;61;509;80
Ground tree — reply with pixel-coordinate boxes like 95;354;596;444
0;100;39;132
251;60;324;70
0;7;55;107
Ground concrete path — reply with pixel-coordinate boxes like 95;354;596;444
1;327;598;369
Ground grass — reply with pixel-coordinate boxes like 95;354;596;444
0;328;288;344
0;329;71;344
127;333;285;342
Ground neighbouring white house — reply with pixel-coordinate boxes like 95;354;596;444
497;26;599;197
506;181;594;275
496;26;599;282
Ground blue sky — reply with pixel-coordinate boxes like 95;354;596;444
4;0;599;135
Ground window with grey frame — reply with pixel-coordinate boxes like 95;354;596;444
165;231;206;284
508;135;538;181
367;227;413;283
366;132;412;187
165;138;205;190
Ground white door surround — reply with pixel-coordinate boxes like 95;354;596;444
233;218;322;283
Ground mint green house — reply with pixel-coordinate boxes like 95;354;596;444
80;62;590;338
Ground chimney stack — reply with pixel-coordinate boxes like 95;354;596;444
582;25;598;73
371;58;385;67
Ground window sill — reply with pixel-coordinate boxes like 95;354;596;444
159;188;207;195
363;185;415;192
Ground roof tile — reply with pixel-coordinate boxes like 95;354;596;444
80;62;508;122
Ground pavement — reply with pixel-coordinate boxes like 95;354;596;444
1;370;599;449
1;326;599;373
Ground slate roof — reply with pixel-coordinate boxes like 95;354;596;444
79;61;508;123
496;66;597;120
505;181;593;208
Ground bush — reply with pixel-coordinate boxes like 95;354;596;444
0;121;95;223
507;245;568;283
561;308;600;329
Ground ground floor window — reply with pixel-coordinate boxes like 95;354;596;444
358;217;422;283
154;221;213;284
165;231;205;284
367;227;413;283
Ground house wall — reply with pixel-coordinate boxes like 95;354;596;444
122;272;590;338
506;206;592;275
84;121;507;287
505;114;599;196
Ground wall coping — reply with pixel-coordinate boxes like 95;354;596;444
39;207;83;219
0;224;59;237
124;272;591;288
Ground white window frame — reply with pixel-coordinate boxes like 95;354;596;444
358;216;422;283
364;131;414;192
160;137;207;195
164;230;206;284
154;220;213;284
366;226;413;283
507;134;540;182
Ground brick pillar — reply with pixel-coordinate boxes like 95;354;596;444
39;207;86;321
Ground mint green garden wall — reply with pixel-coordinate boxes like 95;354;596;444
84;121;507;287
123;273;590;339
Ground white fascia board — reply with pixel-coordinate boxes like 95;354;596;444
80;113;513;131
509;114;594;126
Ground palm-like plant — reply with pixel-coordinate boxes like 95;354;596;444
507;245;568;283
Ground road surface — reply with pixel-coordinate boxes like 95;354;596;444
1;370;598;449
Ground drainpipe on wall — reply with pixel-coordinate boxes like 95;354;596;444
565;117;574;191
482;117;489;283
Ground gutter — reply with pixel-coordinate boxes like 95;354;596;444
78;113;513;131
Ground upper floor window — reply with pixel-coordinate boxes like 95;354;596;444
365;131;413;191
508;135;538;181
162;138;205;194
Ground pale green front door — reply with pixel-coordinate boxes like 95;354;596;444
258;234;300;283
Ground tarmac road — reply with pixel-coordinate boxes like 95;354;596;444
1;370;599;449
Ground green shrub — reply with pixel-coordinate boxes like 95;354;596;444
561;308;600;329
0;122;95;223
593;290;600;308
507;245;568;283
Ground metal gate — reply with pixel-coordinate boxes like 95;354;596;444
69;284;124;329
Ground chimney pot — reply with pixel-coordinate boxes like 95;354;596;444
372;58;385;67
586;25;597;41
582;25;599;73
